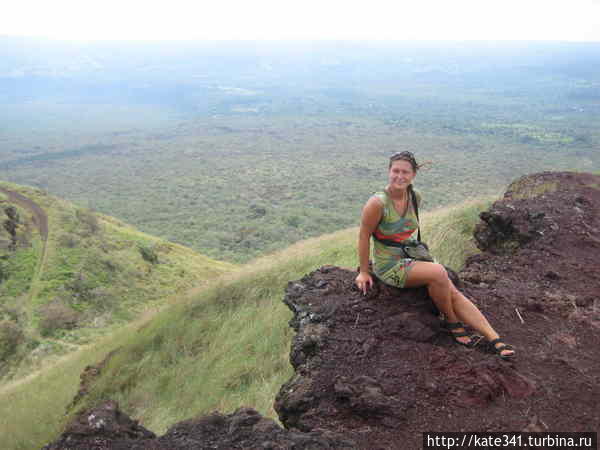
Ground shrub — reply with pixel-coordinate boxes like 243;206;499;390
0;257;8;282
0;320;24;361
76;208;100;236
38;301;81;337
57;233;80;248
0;304;23;323
138;243;159;264
4;206;19;222
87;286;115;312
249;204;267;218
101;257;119;272
66;272;95;302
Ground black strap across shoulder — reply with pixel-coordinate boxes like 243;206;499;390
409;185;421;243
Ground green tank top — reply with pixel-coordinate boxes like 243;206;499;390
372;188;422;278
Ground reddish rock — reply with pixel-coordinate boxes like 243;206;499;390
275;172;600;448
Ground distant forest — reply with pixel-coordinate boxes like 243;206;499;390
1;39;599;262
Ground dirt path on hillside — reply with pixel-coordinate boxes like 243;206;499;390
0;185;50;314
0;186;231;396
0;186;49;241
0;186;55;385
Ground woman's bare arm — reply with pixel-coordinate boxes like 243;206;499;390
356;196;383;294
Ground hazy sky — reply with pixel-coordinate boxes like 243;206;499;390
3;0;600;41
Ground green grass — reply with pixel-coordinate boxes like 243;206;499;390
0;196;493;449
505;178;560;200
0;323;148;450
0;244;39;298
420;197;497;269
0;181;236;382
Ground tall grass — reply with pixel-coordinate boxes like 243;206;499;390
0;180;236;382
421;197;498;269
0;197;493;449
0;332;124;450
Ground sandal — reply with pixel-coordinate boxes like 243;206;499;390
443;322;482;348
488;338;516;360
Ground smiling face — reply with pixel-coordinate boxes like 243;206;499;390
388;159;416;192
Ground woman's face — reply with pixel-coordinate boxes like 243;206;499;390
388;160;416;191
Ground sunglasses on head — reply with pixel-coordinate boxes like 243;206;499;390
390;151;415;160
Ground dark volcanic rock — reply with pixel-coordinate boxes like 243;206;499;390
474;205;546;254
275;267;537;448
43;400;156;450
44;404;357;449
159;407;356;449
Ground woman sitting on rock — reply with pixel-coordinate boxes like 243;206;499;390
355;151;515;360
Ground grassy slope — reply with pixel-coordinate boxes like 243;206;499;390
0;180;235;381
0;195;494;450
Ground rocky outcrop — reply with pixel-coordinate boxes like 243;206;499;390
474;171;598;255
275;267;538;449
45;172;600;449
67;350;119;411
274;172;600;448
42;400;156;450
43;402;356;449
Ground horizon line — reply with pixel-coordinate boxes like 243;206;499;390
1;35;600;44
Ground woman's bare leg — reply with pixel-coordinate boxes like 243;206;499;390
449;283;514;357
449;283;497;339
405;261;514;356
404;261;471;345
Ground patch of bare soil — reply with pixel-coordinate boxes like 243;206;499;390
45;172;600;449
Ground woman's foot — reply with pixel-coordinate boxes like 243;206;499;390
444;322;481;348
489;338;516;360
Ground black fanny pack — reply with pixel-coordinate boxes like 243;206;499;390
372;235;434;262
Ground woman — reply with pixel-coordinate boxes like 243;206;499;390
355;151;515;360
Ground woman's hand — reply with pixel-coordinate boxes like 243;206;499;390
355;271;373;295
